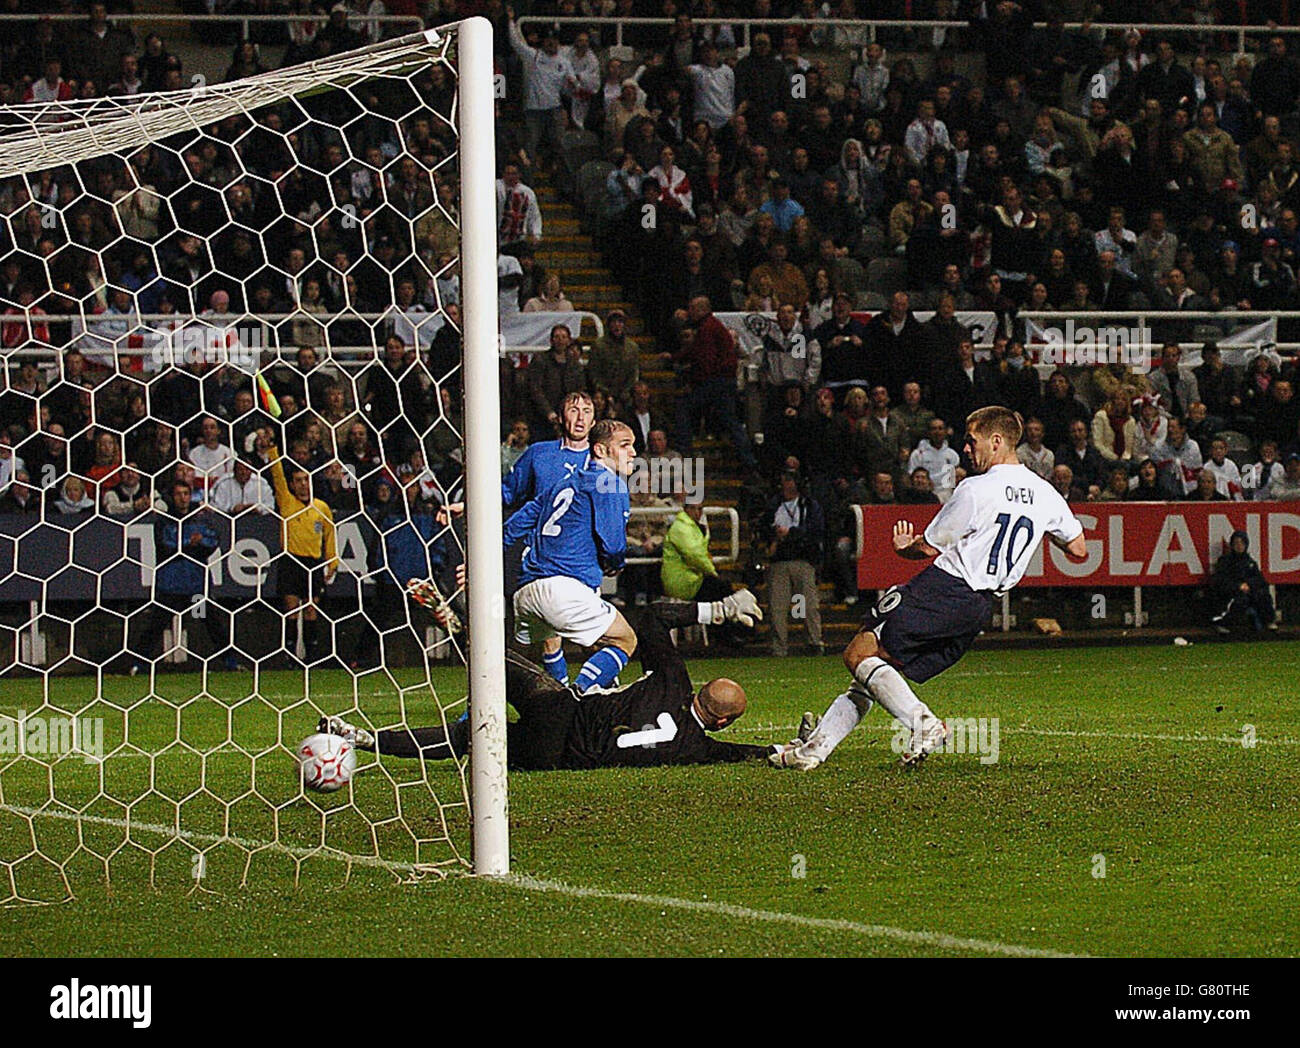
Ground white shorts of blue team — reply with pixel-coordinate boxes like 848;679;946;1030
513;576;618;648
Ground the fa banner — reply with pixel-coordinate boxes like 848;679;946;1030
857;502;1300;590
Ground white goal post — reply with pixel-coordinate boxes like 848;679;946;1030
457;16;509;878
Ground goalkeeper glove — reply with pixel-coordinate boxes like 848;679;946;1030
407;577;463;634
709;588;762;628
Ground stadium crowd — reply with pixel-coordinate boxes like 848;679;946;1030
489;1;1300;635
3;1;1300;667
0;1;465;668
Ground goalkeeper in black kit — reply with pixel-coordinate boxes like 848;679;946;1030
320;592;787;770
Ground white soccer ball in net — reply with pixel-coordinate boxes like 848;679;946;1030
297;733;357;793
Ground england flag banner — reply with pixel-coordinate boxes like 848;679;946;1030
857;501;1300;590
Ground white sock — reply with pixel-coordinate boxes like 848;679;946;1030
802;685;873;761
853;656;931;733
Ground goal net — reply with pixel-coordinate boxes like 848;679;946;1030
0;19;507;903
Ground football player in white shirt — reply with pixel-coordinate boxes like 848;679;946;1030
772;406;1088;770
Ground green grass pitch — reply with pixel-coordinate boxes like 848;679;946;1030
2;642;1298;957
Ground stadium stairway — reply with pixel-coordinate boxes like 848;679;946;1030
530;172;862;652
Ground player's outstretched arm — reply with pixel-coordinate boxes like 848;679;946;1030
691;736;779;764
893;520;939;560
266;444;296;514
628;592;762;689
1049;532;1089;560
376;724;467;760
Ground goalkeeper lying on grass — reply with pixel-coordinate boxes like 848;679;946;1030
321;583;808;770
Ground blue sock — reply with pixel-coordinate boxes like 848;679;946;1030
575;646;630;694
543;648;568;684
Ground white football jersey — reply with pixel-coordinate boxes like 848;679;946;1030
925;463;1083;593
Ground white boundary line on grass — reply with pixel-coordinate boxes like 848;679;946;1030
731;722;1300;747
1005;726;1297;746
1;803;423;875
4;803;1084;957
496;874;1088;957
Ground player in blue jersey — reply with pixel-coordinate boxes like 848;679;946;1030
501;390;594;513
438;391;594;680
441;392;591;519
503;390;593;678
504;418;642;694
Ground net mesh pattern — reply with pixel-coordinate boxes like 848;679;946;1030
0;28;478;902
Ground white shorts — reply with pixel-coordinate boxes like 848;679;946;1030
513;576;618;648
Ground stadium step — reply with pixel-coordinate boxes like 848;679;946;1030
524;163;765;532
539;266;608;284
536;249;605;267
538;215;582;235
522;169;659;357
535;234;598;251
567;285;631;305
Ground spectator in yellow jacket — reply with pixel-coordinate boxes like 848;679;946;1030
662;502;731;604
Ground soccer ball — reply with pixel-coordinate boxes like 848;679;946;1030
297;733;356;793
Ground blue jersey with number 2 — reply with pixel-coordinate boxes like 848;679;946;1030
506;462;630;588
501;440;590;513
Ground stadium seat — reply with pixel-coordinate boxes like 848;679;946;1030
836;257;867;293
866;257;906;296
